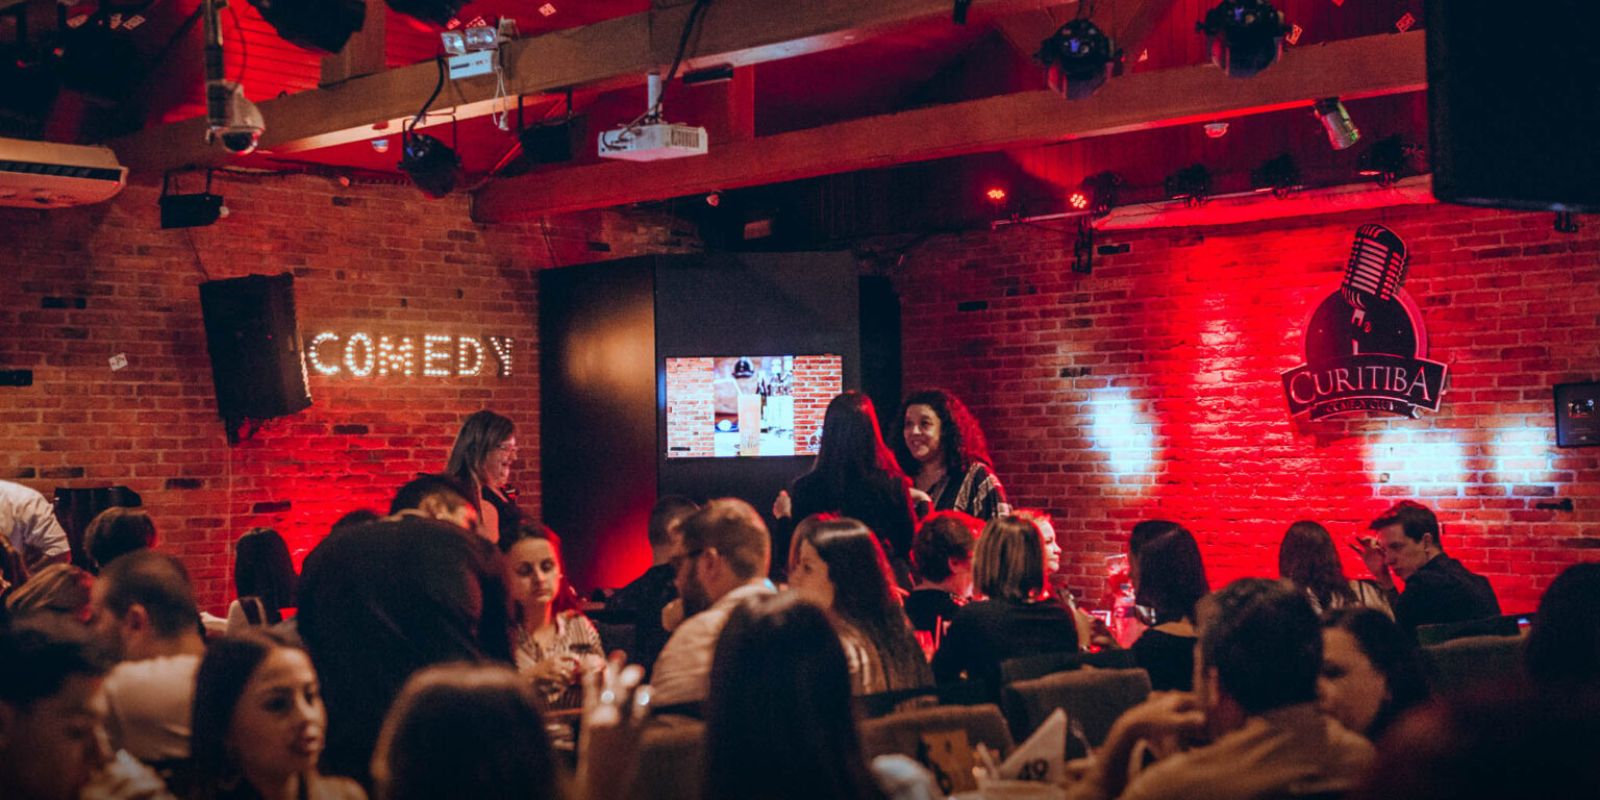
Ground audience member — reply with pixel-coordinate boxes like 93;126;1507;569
649;498;775;708
295;512;511;788
1279;520;1392;617
386;473;481;533
789;516;932;695
1319;607;1430;740
372;663;562;800
1127;519;1185;590
905;511;982;635
189;630;364;800
894;388;1008;521
932;514;1078;689
0;530;27;608
5;562;95;625
444;409;522;545
776;392;918;581
1;478;71;572
1523;561;1600;697
606;494;699;673
85;506;158;571
225;527;298;633
90;550;207;767
1129;526;1209;691
1069;578;1374;800
330;509;380;532
1356;500;1500;633
705;593;940;800
501;522;603;710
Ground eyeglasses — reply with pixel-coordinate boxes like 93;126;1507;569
495;443;520;455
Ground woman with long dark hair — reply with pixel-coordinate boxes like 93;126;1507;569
1279;520;1391;617
1129;525;1209;691
444;409;521;545
894;389;1008;520
500;522;602;710
788;517;933;695
1319;607;1429;740
227;528;298;632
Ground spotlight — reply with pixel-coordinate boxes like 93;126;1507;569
399;132;460;198
160;172;226;229
1165;164;1212;204
1077;171;1122;217
1038;18;1120;100
246;0;365;55
386;0;467;28
985;187;1008;204
1313;97;1360;150
1251;153;1301;198
1068;191;1089;211
1358;135;1421;186
1198;0;1288;78
1203;122;1230;139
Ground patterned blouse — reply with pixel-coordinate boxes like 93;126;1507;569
512;610;603;710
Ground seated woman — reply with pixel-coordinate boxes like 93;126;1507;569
4;563;94;626
226;527;299;633
932;514;1079;689
190;630;365;800
905;511;982;638
1129;525;1209;691
1319;607;1429;740
789;516;933;695
501;521;604;710
1279;521;1392;617
895;389;1008;521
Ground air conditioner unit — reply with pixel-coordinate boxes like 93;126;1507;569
0;138;129;208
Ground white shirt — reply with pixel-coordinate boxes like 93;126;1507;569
0;479;70;571
104;653;202;763
648;580;775;707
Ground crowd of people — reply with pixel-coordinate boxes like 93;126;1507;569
1;390;1596;800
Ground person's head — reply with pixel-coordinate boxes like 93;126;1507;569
1319;607;1430;738
911;511;982;593
789;517;896;623
445;409;517;493
191;630;326;799
1196;579;1322;734
1128;519;1184;588
373;663;561;800
1369;500;1442;579
813;392;904;487
89;550;201;660
895;388;993;475
1013;508;1062;575
1278;520;1355;610
234;528;297;612
704;593;881;800
1134;527;1209;624
0;619;116;800
674;498;771;616
1524;562;1600;692
647;495;700;559
5;564;95;626
499;522;576;619
390;473;481;534
84;506;156;571
973;514;1047;602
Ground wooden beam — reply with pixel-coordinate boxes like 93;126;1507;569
109;0;1054;174
473;31;1426;222
320;8;385;86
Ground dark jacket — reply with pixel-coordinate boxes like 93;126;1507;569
1395;554;1501;633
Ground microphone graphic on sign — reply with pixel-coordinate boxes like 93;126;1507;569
1340;224;1409;333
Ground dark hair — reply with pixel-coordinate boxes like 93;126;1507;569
499;520;579;616
911;511;982;583
373;663;561;800
892;388;994;476
679;498;771;582
810;392;907;498
796;518;931;692
1135;528;1209;624
85;506;156;570
1370;500;1441;548
331;509;380;532
389;473;474;517
1279;521;1357;611
234;528;297;616
705;594;887;800
190;630;301;799
5;564;94;623
97;550;199;638
1201;578;1322;715
973;515;1045;602
1129;519;1183;559
0;618;114;710
1323;607;1430;737
1525;562;1600;691
444;410;516;505
647;495;700;550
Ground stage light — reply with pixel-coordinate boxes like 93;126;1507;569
1203;122;1230;138
1078;171;1122;217
1251;153;1301;198
160;172;225;229
1038;18;1120;100
985;187;1008;204
399;132;461;198
1068;192;1089;211
246;0;365;55
386;0;466;28
1165;164;1212;204
1357;135;1421;186
1313;97;1360;150
1198;0;1287;78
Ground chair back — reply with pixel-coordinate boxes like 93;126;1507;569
999;648;1138;684
861;702;1015;761
1001;667;1151;748
1415;614;1523;646
622;715;706;800
1422;634;1526;696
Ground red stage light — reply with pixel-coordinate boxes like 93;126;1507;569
1069;191;1089;210
985;187;1007;203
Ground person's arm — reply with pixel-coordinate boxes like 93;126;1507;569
19;492;70;572
575;656;650;800
1071;693;1205;800
884;477;918;561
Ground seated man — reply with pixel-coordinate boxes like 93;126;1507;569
648;498;775;708
1358;500;1500;633
1070;578;1374;800
607;495;699;674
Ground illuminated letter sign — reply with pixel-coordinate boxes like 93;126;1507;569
1281;225;1448;420
305;332;513;378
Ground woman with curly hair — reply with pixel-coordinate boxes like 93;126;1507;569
894;389;1008;521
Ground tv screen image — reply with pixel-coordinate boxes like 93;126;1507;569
665;355;842;458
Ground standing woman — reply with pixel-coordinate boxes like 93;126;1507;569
445;410;521;545
895;389;1008;521
501;522;604;710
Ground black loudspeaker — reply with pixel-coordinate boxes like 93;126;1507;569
1427;1;1600;212
198;274;312;434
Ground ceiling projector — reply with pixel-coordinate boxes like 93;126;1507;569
598;73;708;162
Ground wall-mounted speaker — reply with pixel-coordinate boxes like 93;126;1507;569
198;273;311;438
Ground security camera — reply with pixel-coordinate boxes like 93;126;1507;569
206;81;264;155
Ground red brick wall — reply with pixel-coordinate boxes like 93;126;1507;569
665;357;716;458
792;354;844;454
0;174;695;610
894;202;1600;612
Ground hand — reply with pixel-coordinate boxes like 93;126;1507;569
576;654;650;800
908;488;933;507
660;598;684;632
529;654;580;689
772;490;792;519
1111;691;1206;741
1350;536;1392;586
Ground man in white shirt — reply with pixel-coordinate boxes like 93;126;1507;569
1;479;71;572
648;498;775;708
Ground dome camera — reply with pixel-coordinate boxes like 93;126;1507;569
207;81;265;156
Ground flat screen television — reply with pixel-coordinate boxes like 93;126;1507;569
665;354;842;458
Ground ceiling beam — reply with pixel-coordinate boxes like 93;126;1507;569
472;31;1426;222
108;0;1055;174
